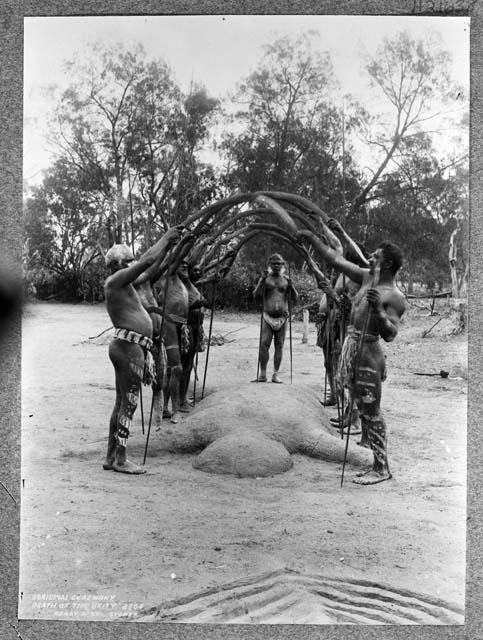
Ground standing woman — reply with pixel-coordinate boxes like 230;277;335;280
253;253;298;384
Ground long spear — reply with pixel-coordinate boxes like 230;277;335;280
340;262;380;487
256;284;265;383
338;274;347;439
201;248;222;399
192;348;199;406
325;297;342;438
126;171;146;434
143;244;174;465
139;388;145;436
287;262;293;384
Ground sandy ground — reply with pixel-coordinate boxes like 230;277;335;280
18;301;466;624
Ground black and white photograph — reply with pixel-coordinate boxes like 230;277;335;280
19;13;468;626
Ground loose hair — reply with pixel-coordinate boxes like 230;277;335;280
378;241;403;274
268;253;284;264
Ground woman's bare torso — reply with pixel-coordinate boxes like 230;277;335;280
263;275;289;317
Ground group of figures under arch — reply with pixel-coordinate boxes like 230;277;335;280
102;192;406;486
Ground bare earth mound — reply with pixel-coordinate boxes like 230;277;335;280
155;382;372;476
193;432;294;477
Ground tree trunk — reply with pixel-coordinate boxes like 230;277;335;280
407;262;414;295
457;260;468;299
301;309;309;344
449;228;459;298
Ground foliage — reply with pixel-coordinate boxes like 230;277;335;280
23;160;105;300
221;33;355;201
214;260;257;311
366;134;468;292
23;31;468;305
351;31;457;215
219;31;362;270
50;43;219;247
24;43;219;298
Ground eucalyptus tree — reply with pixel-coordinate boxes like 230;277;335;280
220;31;358;267
222;32;351;196
367;134;468;293
350;31;461;217
23;158;105;299
50;42;218;248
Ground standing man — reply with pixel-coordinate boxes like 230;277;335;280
156;259;190;424
188;263;207;355
103;227;181;474
133;230;186;430
316;275;341;406
331;245;370;441
179;262;207;412
253;253;298;384
298;230;406;485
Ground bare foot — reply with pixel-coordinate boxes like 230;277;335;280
112;459;146;474
170;411;181;424
353;470;392;485
271;373;283;384
112;444;146;474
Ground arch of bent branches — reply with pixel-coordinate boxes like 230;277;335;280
156;192;343;285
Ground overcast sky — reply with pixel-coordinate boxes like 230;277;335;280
23;14;470;185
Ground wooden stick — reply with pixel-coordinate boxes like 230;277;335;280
139;386;145;435
143;245;173;465
288;263;293;384
201;248;222;399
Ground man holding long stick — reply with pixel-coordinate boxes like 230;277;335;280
103;227;181;474
299;230;405;485
253;253;297;384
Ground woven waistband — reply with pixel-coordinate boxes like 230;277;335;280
346;326;379;343
114;328;153;351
